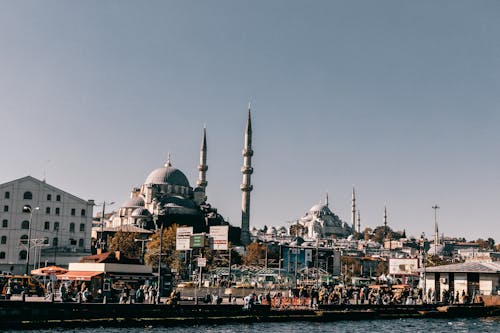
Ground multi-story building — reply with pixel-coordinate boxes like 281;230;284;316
0;176;94;274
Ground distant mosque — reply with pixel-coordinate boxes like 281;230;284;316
289;188;360;240
108;109;254;245
294;194;353;240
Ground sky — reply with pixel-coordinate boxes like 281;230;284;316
0;1;499;242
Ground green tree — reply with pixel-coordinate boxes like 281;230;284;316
107;231;141;259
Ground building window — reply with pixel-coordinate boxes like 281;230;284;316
21;220;29;229
23;191;33;200
55;207;60;215
2;220;7;228
78;238;84;247
79;223;85;232
19;250;27;260
1;236;6;244
4;192;9;199
53;237;58;247
71;208;76;216
45;207;50;215
44;221;50;230
3;206;8;212
0;252;5;259
47;194;52;201
69;223;75;233
43;238;49;244
20;235;28;244
70;238;77;246
56;195;61;201
54;222;59;231
81;209;86;217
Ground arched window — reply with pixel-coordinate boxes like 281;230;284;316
43;238;49;244
69;223;75;233
78;238;84;247
1;236;6;244
45;207;51;214
21;220;29;229
19;250;27;260
44;221;50;230
79;223;85;232
53;237;58;247
2;220;7;228
0;252;5;259
20;235;28;244
54;222;59;231
23;191;33;200
56;195;61;201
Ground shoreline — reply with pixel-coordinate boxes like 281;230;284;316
1;299;499;330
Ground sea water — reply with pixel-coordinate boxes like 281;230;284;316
4;317;500;333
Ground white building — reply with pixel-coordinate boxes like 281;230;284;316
0;176;94;274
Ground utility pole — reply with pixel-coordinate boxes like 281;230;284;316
157;224;163;303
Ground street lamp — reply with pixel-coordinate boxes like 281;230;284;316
420;233;427;303
23;205;39;275
98;201;114;251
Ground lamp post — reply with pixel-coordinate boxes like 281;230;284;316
23;205;39;275
99;201;114;251
420;233;427;303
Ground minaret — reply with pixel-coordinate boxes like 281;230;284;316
383;206;388;238
197;127;208;190
357;209;361;234
432;204;440;248
351;187;356;231
240;107;253;245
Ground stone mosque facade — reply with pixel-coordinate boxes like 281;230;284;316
109;128;226;234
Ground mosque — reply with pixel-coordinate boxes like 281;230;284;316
107;111;254;245
294;196;354;240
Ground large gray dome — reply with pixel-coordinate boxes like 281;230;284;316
145;163;190;187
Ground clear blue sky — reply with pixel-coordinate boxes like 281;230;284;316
1;1;498;242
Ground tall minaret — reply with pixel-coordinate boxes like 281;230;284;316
240;107;253;245
197;127;208;191
351;187;356;231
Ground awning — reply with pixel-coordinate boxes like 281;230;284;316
31;265;68;276
57;271;104;281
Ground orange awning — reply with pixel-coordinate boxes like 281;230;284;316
31;265;68;276
57;271;103;281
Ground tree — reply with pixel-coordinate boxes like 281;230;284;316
242;242;267;266
144;224;185;272
107;231;141;259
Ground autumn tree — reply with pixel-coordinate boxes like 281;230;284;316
144;224;186;273
107;231;141;259
243;242;268;266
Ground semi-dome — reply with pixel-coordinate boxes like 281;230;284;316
122;196;145;208
131;207;151;217
144;162;190;187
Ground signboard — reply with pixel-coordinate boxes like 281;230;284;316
190;233;207;248
197;257;207;267
176;227;193;251
209;225;229;250
305;249;313;263
388;258;419;275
